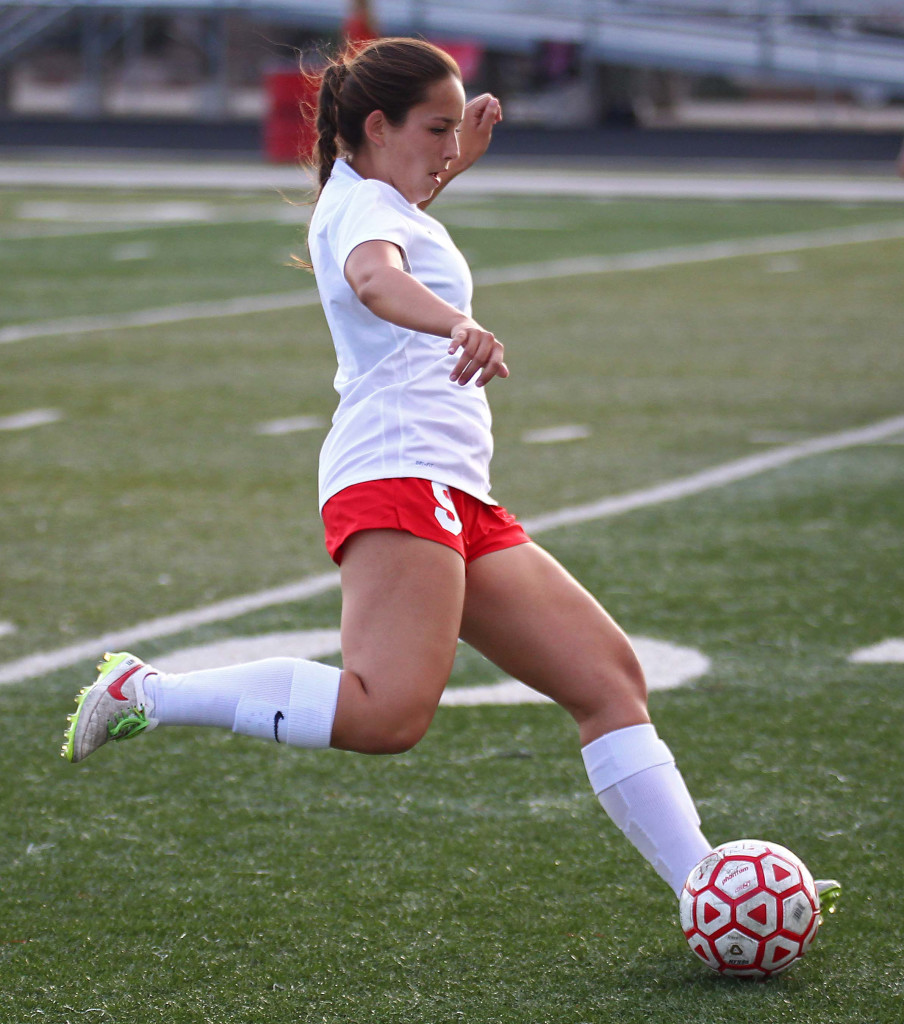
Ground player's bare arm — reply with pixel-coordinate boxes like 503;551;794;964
344;238;508;387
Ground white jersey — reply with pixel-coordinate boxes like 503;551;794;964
308;159;494;510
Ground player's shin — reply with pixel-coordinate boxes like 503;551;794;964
148;657;341;748
233;661;340;747
582;723;713;896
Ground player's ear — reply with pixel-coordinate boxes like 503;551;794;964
363;109;387;147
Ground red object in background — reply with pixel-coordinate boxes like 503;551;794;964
262;37;484;164
342;14;379;55
431;40;484;83
264;71;320;164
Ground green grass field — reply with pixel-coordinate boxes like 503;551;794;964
1;178;903;1023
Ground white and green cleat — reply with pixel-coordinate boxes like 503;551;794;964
62;652;159;764
815;878;842;917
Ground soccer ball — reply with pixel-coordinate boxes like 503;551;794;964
679;839;821;978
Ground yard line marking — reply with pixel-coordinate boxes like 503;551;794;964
154;630;344;674
110;242;156;262
522;424;591;444
255;415;326;436
1;161;903;202
0;408;62;431
2;411;902;688
848;639;904;664
519;413;904;534
450;169;904;204
3;219;904;346
0;292;321;345
473;219;904;288
0;209;306;243
0;222;162;242
18;199;217;223
1;201;310;242
0;572;341;688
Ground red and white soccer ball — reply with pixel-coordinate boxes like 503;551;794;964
680;839;821;978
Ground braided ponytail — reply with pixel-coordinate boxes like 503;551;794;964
313;61;350;191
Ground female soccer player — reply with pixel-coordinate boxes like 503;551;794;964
63;38;715;899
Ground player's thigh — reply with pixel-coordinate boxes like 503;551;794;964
460;542;648;729
339;528;467;713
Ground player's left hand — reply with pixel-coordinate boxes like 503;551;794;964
448;320;509;388
456;93;503;171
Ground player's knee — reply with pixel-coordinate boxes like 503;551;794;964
607;646;648;716
572;643;649;731
617;645;647;702
336;663;443;753
371;709;433;754
374;712;432;753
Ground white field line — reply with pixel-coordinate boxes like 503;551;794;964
473;218;904;287
3;219;904;347
2;411;903;688
14;199;302;224
0;292;320;346
0;201;309;242
0;408;62;431
520;413;904;533
449;169;904;203
0;161;318;192
849;639;904;663
523;424;591;444
3;203;559;241
1;161;903;202
255;415;327;436
0;221;170;242
0;573;341;688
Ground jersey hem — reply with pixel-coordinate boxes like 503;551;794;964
318;470;495;516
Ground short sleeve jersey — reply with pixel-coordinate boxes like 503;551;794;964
308;159;494;510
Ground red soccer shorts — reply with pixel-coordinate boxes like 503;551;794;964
322;477;531;566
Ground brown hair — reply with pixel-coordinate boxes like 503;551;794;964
312;38;461;192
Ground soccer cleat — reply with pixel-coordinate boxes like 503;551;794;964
61;652;159;764
815;878;842;917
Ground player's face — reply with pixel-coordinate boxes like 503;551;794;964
382;75;465;205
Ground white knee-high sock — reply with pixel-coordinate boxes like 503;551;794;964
582;723;712;896
144;658;341;749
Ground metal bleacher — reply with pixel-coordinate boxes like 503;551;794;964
1;4;73;66
376;0;904;93
2;0;904;96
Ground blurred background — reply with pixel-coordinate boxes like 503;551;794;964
1;0;903;168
